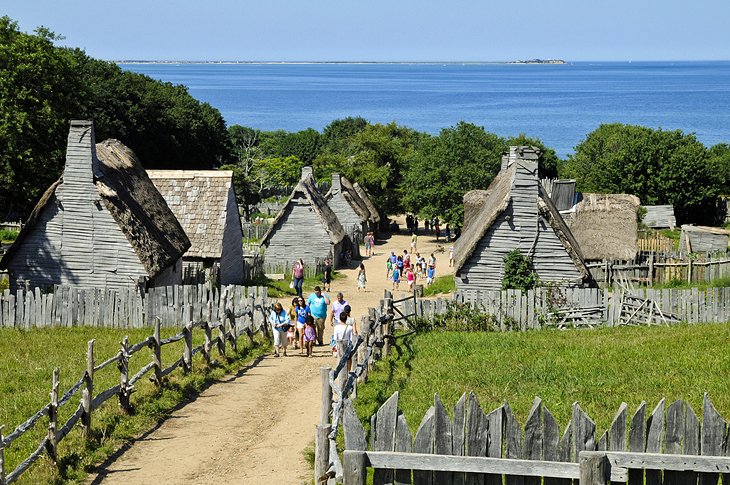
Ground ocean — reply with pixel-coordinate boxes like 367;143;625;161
120;61;730;158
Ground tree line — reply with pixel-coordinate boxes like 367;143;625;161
3;16;728;227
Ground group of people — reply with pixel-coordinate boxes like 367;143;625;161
363;232;376;257
290;258;333;297
386;249;437;290
268;289;359;358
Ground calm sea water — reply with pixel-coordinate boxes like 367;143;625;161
120;62;730;158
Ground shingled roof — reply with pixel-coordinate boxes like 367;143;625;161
146;170;241;259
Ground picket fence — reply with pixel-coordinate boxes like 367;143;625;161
341;391;730;484
0;284;268;329
0;287;270;485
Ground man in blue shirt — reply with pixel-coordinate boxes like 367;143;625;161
307;286;330;345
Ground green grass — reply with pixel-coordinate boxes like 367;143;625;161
0;327;269;484
422;275;455;297
253;271;344;299
0;228;19;243
649;276;730;290
355;323;730;437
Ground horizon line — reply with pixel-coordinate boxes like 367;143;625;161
112;59;730;65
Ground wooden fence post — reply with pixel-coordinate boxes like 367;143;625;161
153;318;162;386
315;424;331;485
336;340;347;391
579;452;610;485
81;339;94;439
183;322;193;374
688;258;693;284
343;450;367;485
119;337;131;413
357;316;369;385
218;318;226;357
0;425;5;485
46;368;59;463
321;367;332;426
203;322;212;367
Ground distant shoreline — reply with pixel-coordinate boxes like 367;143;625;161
114;60;568;65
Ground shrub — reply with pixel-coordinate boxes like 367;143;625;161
502;249;538;291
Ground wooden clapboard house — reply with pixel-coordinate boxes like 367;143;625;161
147;170;245;285
259;166;346;269
324;173;377;256
0;120;190;291
453;146;594;291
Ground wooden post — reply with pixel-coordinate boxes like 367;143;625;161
315;424;332;485
153;318;162;386
687;258;693;284
47;367;59;463
119;337;131;413
579;452;610;485
203;322;212;367
218;318;226;357
320;367;332;426
81;339;94;438
382;320;391;359
183;322;193;373
228;312;238;354
357;316;368;385
648;254;654;286
336;340;347;392
0;425;5;485
343;450;367;485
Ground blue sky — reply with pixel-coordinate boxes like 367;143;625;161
4;0;730;61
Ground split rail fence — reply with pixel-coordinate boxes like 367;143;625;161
0;284;268;329
341;390;730;484
586;254;730;287
0;287;270;485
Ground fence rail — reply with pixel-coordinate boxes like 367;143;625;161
0;286;270;484
0;284;268;329
341;391;730;485
586;253;730;287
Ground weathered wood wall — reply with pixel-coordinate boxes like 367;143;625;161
587;254;730;287
0;284;268;328
345;391;729;485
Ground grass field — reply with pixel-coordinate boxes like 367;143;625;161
0;327;268;484
355;323;730;436
422;275;455;297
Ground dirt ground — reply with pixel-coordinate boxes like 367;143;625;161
88;222;453;484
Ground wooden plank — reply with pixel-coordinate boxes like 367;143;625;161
504;402;524;485
394;413;413;485
523;397;543;485
645;399;665;485
373;392;399;485
485;405;503;485
465;392;487;485
628;401;646;485
604;451;730;473
543;405;567;485
573;402;596;462
452;393;467;485
434;394;453;485
700;394;726;485
343;399;366;452
413;406;435;485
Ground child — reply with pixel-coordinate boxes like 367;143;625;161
392;266;401;290
286;325;296;349
406;267;416;291
386;258;393;279
303;315;316;357
449;246;454;267
427;265;435;285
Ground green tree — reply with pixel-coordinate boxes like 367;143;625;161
401;122;506;226
321;116;369;153
708;143;730;194
259;128;321;164
502;249;538;291
563;124;723;224
253;156;304;190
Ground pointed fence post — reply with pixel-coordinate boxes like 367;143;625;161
47;368;59;463
82;339;94;439
183;322;193;373
579;452;610;485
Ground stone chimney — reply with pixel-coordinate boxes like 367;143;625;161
301;165;314;180
331;173;342;192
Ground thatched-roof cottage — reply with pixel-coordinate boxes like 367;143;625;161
325;173;378;256
643;205;677;229
463;189;490;232
453;146;593;291
147;170;245;285
259;167;345;269
352;182;381;232
565;193;640;261
679;225;729;254
0;121;190;291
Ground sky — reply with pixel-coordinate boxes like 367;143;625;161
4;0;730;62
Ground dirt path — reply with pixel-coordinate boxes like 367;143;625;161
89;224;453;484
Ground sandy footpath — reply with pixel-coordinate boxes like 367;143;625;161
88;226;452;484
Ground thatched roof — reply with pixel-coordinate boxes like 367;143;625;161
352;182;381;223
452;166;514;272
325;174;373;223
1;131;190;277
565;193;639;261
94;140;191;275
260;171;345;246
147;170;240;259
453;146;591;280
463;189;490;233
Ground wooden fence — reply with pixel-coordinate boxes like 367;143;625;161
264;258;327;279
0;288;270;484
586;253;730;287
340;391;730;484
0;284;268;329
242;221;272;241
450;286;730;327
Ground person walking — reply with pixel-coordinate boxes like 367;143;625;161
294;297;311;354
330;292;348;327
392;265;401;290
322;258;332;292
307;286;330;346
268;302;291;357
291;259;305;297
364;232;372;257
411;232;417;252
357;263;367;291
303;315;316;357
332;312;354;369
